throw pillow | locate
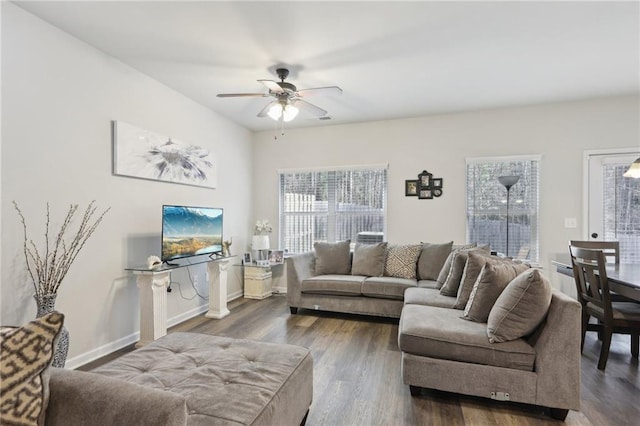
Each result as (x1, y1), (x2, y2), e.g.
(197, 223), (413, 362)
(438, 250), (470, 296)
(487, 269), (552, 343)
(352, 242), (388, 277)
(314, 240), (352, 275)
(416, 241), (453, 281)
(453, 251), (506, 309)
(383, 244), (422, 279)
(439, 247), (492, 297)
(0, 311), (65, 426)
(463, 262), (530, 323)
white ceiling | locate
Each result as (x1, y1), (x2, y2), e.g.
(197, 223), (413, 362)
(14, 1), (640, 132)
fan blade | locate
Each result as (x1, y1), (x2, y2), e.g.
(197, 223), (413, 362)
(293, 99), (328, 117)
(257, 101), (277, 118)
(216, 93), (266, 98)
(258, 79), (284, 93)
(296, 86), (343, 98)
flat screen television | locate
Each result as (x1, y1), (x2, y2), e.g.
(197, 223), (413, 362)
(161, 205), (223, 262)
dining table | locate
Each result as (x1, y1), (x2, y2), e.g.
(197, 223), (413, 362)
(553, 254), (640, 302)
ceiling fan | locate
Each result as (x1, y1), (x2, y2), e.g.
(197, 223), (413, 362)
(216, 68), (342, 122)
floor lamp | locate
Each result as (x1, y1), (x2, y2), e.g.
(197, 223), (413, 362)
(498, 175), (520, 257)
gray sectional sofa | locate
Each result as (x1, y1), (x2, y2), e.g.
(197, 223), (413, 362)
(287, 241), (582, 420)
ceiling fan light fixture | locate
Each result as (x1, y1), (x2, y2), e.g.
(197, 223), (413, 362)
(267, 103), (283, 120)
(623, 156), (640, 178)
(282, 104), (299, 122)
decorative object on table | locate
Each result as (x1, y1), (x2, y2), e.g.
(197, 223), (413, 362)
(147, 255), (162, 269)
(498, 175), (520, 257)
(243, 252), (253, 265)
(405, 180), (418, 196)
(623, 156), (640, 178)
(113, 120), (217, 189)
(269, 250), (285, 265)
(406, 170), (444, 199)
(252, 219), (272, 262)
(256, 259), (270, 267)
(13, 201), (110, 368)
(222, 238), (232, 257)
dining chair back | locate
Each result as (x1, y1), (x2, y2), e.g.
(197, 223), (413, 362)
(569, 240), (620, 264)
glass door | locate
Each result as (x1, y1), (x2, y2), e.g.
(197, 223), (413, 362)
(587, 152), (640, 263)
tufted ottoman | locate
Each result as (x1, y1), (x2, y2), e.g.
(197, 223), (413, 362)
(90, 332), (313, 425)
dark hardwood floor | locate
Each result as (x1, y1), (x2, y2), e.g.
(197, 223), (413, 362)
(81, 295), (640, 425)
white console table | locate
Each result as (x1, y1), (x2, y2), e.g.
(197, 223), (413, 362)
(125, 256), (233, 347)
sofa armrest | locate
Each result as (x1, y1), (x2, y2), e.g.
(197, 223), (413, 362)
(530, 290), (581, 411)
(286, 251), (316, 308)
(46, 368), (187, 426)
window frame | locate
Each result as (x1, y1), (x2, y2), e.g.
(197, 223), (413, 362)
(465, 155), (541, 261)
(278, 164), (388, 254)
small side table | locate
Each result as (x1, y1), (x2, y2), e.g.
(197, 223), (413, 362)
(244, 265), (273, 299)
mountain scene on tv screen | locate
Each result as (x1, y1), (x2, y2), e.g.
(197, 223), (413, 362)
(163, 206), (222, 259)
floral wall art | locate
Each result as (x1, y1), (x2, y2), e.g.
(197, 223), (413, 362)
(113, 120), (217, 188)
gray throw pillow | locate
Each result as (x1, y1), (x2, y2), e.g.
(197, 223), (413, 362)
(383, 244), (422, 279)
(463, 261), (530, 323)
(314, 240), (351, 275)
(487, 269), (552, 343)
(438, 250), (469, 296)
(454, 251), (509, 309)
(351, 242), (387, 277)
(417, 241), (453, 281)
(439, 246), (492, 297)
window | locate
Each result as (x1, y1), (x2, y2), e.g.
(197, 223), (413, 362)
(466, 156), (540, 261)
(279, 165), (387, 253)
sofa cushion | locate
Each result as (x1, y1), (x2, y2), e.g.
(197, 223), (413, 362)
(301, 275), (365, 296)
(463, 262), (531, 323)
(384, 244), (422, 279)
(454, 252), (514, 309)
(0, 312), (64, 426)
(417, 241), (453, 281)
(487, 269), (552, 343)
(314, 240), (351, 275)
(362, 277), (417, 300)
(399, 304), (535, 371)
(351, 242), (387, 277)
(403, 287), (457, 308)
(417, 280), (441, 289)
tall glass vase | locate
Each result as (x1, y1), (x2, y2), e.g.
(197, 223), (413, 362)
(35, 293), (69, 368)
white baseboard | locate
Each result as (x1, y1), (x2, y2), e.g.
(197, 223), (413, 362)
(67, 292), (243, 370)
(272, 286), (287, 294)
(65, 331), (140, 370)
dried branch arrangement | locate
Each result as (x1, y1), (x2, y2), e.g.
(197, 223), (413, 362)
(13, 201), (110, 297)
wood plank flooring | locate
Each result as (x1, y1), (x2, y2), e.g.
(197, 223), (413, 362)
(81, 295), (640, 425)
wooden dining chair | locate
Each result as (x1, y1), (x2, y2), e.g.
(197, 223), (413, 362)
(570, 245), (640, 370)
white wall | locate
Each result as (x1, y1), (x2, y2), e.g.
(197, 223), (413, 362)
(252, 95), (639, 291)
(1, 3), (253, 367)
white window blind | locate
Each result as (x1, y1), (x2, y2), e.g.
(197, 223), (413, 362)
(466, 156), (540, 261)
(603, 164), (640, 263)
(279, 166), (387, 253)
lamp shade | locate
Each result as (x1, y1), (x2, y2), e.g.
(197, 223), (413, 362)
(623, 157), (640, 178)
(498, 175), (520, 190)
(252, 235), (270, 250)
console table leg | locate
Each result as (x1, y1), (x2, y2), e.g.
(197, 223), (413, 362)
(135, 272), (169, 347)
(205, 258), (231, 319)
